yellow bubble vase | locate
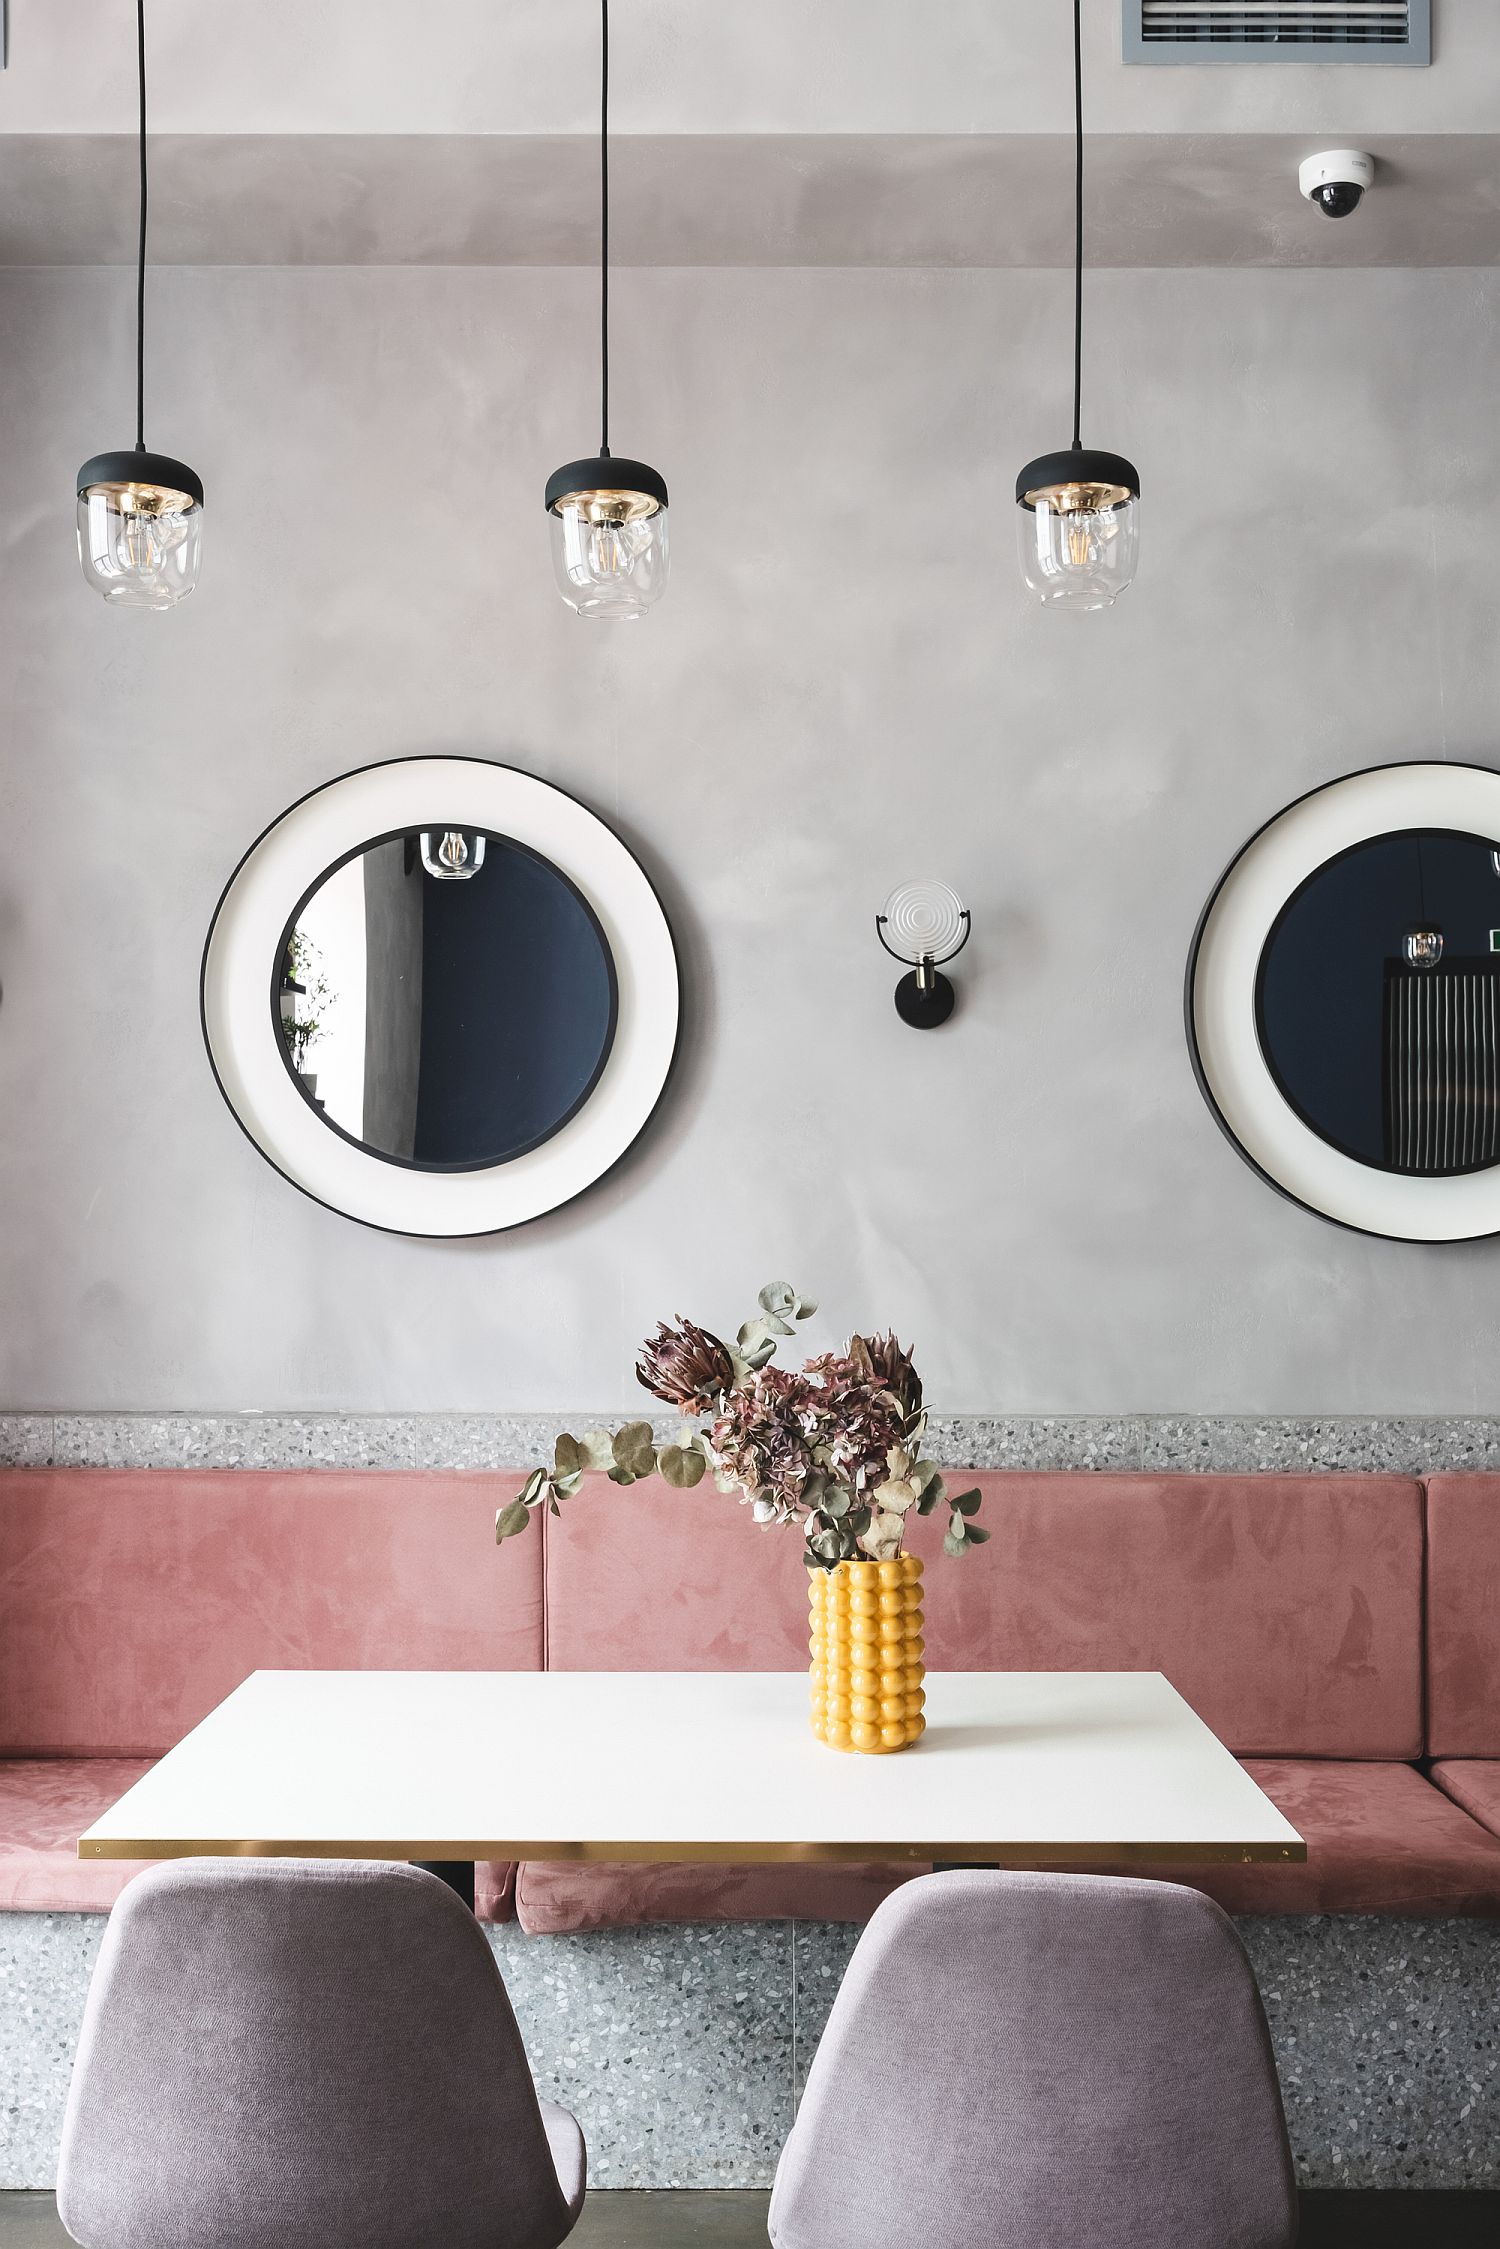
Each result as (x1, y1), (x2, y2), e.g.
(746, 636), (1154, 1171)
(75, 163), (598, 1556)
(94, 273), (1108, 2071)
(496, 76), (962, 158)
(808, 1554), (925, 1753)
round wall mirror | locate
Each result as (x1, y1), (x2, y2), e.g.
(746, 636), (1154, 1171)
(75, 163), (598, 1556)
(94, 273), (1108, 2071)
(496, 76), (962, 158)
(278, 831), (617, 1171)
(203, 759), (678, 1235)
(1187, 763), (1500, 1241)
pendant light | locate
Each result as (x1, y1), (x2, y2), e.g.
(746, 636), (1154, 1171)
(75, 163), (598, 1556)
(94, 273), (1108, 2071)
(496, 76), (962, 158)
(1016, 0), (1138, 612)
(76, 0), (203, 610)
(544, 0), (669, 619)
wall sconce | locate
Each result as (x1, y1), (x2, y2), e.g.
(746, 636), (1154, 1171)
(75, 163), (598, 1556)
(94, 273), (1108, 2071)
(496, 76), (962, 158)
(876, 881), (970, 1029)
(418, 830), (487, 882)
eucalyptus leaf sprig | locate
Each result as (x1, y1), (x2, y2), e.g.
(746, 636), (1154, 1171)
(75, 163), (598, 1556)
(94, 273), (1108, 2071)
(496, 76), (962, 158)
(495, 1283), (985, 1570)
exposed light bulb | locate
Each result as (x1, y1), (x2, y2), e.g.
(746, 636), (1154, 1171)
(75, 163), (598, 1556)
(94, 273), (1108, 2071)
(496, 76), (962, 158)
(419, 830), (487, 881)
(1065, 508), (1110, 570)
(562, 505), (659, 586)
(121, 500), (189, 571)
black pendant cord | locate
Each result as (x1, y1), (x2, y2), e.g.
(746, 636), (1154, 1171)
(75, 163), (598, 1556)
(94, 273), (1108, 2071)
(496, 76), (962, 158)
(599, 0), (610, 459)
(540, 1), (664, 523)
(135, 0), (147, 453)
(1070, 0), (1083, 453)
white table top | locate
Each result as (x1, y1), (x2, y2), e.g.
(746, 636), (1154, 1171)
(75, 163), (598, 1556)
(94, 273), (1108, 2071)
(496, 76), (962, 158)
(80, 1671), (1304, 1867)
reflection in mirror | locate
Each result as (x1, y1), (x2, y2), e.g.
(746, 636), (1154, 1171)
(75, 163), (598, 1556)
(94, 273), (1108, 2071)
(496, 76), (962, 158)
(277, 830), (616, 1170)
(1257, 829), (1500, 1178)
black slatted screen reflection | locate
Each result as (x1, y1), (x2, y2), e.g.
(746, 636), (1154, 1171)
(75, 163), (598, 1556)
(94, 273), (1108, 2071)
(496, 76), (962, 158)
(1384, 962), (1500, 1176)
(1257, 829), (1500, 1178)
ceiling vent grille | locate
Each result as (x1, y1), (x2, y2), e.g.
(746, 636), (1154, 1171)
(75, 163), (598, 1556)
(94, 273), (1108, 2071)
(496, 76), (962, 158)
(1125, 1), (1430, 63)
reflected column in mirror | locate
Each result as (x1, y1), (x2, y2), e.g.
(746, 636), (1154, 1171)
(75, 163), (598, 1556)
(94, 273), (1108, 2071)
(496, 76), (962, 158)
(276, 829), (617, 1170)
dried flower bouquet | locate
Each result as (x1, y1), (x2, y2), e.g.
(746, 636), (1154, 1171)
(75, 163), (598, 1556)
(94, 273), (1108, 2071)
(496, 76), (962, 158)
(495, 1283), (984, 1568)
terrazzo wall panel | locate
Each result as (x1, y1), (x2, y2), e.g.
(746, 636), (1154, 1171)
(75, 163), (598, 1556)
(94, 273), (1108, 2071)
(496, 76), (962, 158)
(9, 1412), (1500, 1474)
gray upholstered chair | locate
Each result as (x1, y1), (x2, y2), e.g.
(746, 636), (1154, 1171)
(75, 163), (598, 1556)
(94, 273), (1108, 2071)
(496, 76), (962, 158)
(770, 1869), (1297, 2249)
(57, 1858), (586, 2249)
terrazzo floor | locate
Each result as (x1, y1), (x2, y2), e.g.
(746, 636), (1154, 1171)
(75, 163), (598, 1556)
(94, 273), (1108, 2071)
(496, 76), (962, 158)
(1, 2187), (1497, 2246)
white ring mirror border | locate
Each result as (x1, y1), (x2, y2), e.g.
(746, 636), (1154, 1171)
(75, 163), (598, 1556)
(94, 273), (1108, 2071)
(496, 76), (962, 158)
(1188, 761), (1500, 1244)
(201, 758), (680, 1237)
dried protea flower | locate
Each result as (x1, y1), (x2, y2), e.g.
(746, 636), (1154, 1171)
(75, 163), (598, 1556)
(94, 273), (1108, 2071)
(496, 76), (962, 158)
(636, 1318), (736, 1412)
(860, 1331), (923, 1416)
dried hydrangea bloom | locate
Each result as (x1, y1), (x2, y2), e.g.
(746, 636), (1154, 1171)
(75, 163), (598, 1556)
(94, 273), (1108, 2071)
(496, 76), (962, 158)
(709, 1365), (820, 1508)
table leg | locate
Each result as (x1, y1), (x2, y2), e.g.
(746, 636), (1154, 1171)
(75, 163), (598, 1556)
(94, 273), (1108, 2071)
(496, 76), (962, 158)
(413, 1860), (476, 1910)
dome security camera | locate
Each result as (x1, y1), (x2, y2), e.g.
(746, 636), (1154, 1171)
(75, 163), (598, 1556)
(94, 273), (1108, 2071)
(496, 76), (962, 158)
(1299, 149), (1375, 219)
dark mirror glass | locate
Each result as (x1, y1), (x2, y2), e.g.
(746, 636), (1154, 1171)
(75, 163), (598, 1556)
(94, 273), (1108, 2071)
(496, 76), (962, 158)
(1257, 828), (1500, 1177)
(275, 829), (617, 1170)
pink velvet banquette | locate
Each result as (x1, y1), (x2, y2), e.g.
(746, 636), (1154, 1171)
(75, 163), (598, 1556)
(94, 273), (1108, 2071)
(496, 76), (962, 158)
(2, 1467), (1498, 1925)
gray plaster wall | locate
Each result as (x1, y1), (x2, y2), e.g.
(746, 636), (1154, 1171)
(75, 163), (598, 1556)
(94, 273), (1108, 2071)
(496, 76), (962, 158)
(2, 262), (1500, 1416)
(11, 134), (1500, 274)
(5, 0), (1500, 138)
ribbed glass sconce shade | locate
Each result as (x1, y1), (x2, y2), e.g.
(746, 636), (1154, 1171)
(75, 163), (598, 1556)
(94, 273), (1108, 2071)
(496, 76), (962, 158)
(546, 457), (669, 620)
(77, 450), (203, 610)
(1016, 447), (1139, 612)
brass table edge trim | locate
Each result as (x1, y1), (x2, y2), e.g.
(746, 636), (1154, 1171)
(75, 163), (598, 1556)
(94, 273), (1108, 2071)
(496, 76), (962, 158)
(79, 1837), (1307, 1866)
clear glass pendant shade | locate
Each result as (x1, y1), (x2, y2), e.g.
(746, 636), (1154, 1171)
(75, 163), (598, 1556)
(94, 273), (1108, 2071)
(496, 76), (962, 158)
(546, 467), (669, 620)
(77, 472), (203, 609)
(1018, 487), (1138, 612)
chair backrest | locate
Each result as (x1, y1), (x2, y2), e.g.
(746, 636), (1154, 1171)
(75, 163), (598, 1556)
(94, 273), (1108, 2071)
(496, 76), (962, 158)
(770, 1869), (1296, 2249)
(57, 1860), (572, 2249)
